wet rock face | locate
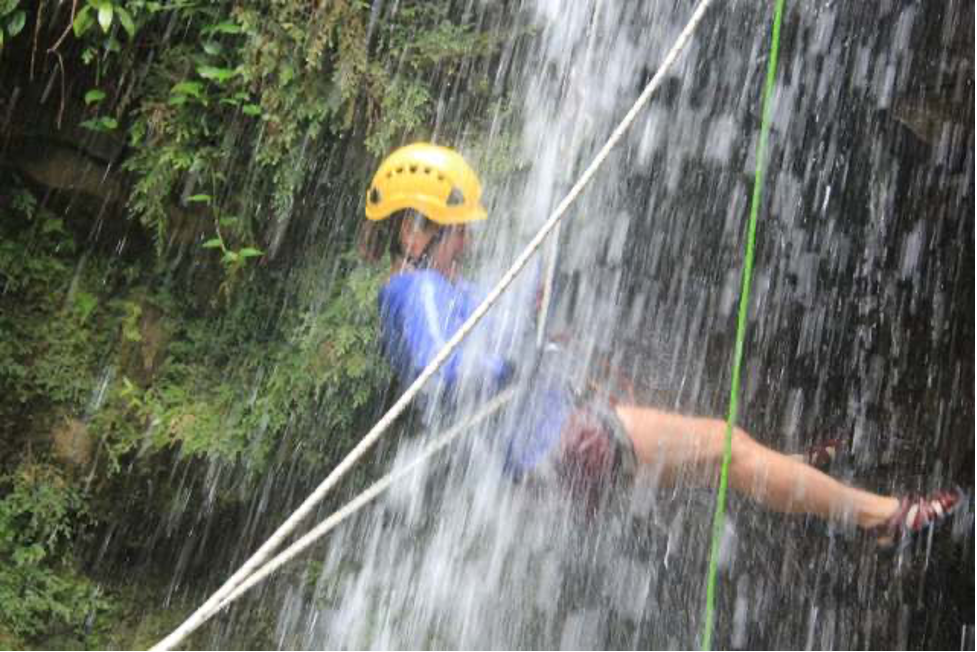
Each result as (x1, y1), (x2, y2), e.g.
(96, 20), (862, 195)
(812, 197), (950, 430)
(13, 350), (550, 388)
(611, 5), (974, 645)
(8, 141), (127, 206)
(890, 0), (973, 156)
(0, 0), (963, 649)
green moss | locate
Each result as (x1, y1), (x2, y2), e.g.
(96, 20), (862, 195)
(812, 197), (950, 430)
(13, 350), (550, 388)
(74, 253), (391, 478)
(0, 0), (517, 643)
(114, 0), (505, 259)
(0, 174), (116, 435)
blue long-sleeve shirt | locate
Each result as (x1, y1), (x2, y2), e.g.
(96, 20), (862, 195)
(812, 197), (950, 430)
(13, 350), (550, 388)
(378, 269), (571, 475)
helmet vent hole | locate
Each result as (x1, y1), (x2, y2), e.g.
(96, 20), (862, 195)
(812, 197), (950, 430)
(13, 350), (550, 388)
(424, 167), (432, 174)
(395, 167), (404, 174)
(409, 165), (418, 173)
(447, 187), (465, 206)
(369, 188), (381, 204)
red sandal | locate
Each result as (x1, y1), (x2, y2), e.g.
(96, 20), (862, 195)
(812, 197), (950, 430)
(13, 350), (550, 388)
(874, 488), (964, 549)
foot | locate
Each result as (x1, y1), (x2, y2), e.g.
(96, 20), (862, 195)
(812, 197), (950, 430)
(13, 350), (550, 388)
(873, 488), (964, 549)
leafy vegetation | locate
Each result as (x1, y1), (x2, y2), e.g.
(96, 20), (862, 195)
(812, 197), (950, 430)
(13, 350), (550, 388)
(0, 0), (27, 54)
(107, 0), (502, 256)
(0, 0), (517, 645)
(86, 253), (391, 474)
(0, 172), (116, 427)
(0, 462), (104, 641)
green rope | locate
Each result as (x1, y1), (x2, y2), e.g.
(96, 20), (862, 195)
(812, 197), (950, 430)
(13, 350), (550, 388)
(700, 1), (787, 649)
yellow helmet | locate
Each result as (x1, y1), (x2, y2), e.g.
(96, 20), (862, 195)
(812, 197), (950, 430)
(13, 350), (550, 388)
(365, 143), (487, 225)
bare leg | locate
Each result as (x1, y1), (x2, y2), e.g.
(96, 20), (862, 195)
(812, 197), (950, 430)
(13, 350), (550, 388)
(613, 405), (898, 529)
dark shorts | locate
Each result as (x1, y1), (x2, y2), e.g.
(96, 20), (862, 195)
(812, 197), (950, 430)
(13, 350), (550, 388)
(514, 345), (638, 511)
(554, 399), (637, 511)
(521, 398), (638, 513)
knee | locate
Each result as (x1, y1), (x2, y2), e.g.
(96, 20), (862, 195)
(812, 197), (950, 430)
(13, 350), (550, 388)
(730, 425), (758, 450)
(724, 425), (766, 478)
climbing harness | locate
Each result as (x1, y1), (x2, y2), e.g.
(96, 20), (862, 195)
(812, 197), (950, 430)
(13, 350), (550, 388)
(700, 0), (787, 650)
(152, 1), (717, 649)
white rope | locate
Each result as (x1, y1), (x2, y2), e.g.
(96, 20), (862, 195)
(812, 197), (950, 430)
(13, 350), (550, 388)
(151, 2), (713, 647)
(210, 388), (514, 616)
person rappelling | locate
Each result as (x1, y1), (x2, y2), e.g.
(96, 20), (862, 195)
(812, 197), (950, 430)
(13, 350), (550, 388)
(361, 141), (962, 547)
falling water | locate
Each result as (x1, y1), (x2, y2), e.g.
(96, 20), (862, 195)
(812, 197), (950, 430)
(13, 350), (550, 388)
(195, 1), (972, 649)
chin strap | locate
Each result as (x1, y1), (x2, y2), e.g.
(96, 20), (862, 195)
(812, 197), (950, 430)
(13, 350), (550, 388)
(405, 226), (447, 270)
